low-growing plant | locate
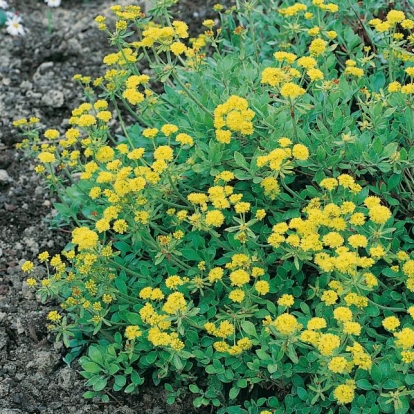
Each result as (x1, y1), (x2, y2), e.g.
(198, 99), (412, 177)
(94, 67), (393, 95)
(16, 0), (414, 413)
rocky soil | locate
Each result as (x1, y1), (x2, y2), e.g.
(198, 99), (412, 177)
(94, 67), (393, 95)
(0, 0), (224, 412)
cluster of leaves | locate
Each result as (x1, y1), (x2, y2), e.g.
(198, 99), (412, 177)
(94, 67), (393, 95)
(16, 0), (414, 413)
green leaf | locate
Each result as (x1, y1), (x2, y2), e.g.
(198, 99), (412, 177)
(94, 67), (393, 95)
(241, 321), (257, 337)
(114, 375), (126, 387)
(236, 379), (248, 388)
(181, 248), (202, 261)
(124, 383), (136, 393)
(234, 151), (249, 170)
(115, 276), (128, 295)
(173, 355), (184, 371)
(229, 386), (240, 400)
(193, 396), (205, 408)
(206, 365), (216, 374)
(108, 364), (119, 375)
(93, 377), (108, 392)
(88, 346), (103, 364)
(189, 384), (200, 393)
(405, 374), (414, 386)
(82, 362), (102, 374)
(297, 387), (308, 401)
(125, 311), (141, 324)
(382, 379), (397, 389)
(256, 349), (271, 361)
(131, 370), (143, 385)
(357, 379), (373, 390)
(371, 364), (382, 383)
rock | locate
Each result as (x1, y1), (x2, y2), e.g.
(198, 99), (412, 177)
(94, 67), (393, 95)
(41, 90), (65, 108)
(26, 351), (58, 374)
(33, 62), (54, 83)
(21, 281), (34, 300)
(0, 170), (12, 185)
(57, 367), (74, 391)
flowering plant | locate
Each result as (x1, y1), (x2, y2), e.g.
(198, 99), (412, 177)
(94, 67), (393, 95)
(16, 0), (414, 412)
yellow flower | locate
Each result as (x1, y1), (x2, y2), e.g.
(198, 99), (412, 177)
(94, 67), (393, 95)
(208, 267), (224, 282)
(38, 152), (56, 163)
(343, 321), (361, 336)
(292, 144), (309, 160)
(382, 316), (400, 331)
(261, 67), (287, 86)
(386, 10), (405, 24)
(320, 178), (338, 191)
(297, 56), (317, 69)
(334, 383), (355, 405)
(72, 227), (99, 250)
(394, 328), (414, 349)
(215, 320), (235, 338)
(205, 210), (225, 227)
(154, 145), (174, 161)
(230, 269), (250, 287)
(277, 294), (294, 307)
(349, 212), (365, 226)
(161, 124), (178, 136)
(273, 51), (297, 63)
(344, 67), (364, 77)
(348, 234), (368, 248)
(47, 310), (62, 322)
(307, 317), (327, 330)
(333, 307), (353, 322)
(368, 205), (392, 224)
(234, 202), (250, 214)
(96, 111), (112, 122)
(176, 133), (194, 146)
(326, 30), (337, 39)
(44, 129), (60, 139)
(328, 356), (347, 373)
(163, 292), (187, 315)
(21, 261), (35, 273)
(308, 26), (320, 36)
(402, 19), (414, 29)
(317, 333), (340, 356)
(255, 281), (270, 295)
(280, 83), (306, 99)
(307, 68), (324, 81)
(261, 177), (280, 200)
(274, 313), (301, 335)
(143, 128), (158, 139)
(96, 146), (115, 162)
(229, 289), (245, 303)
(321, 290), (338, 305)
(26, 276), (38, 288)
(401, 351), (414, 363)
(213, 341), (229, 352)
(309, 38), (327, 56)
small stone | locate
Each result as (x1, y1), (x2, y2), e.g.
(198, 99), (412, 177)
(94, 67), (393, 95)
(21, 281), (34, 300)
(4, 204), (17, 212)
(41, 90), (65, 108)
(0, 170), (12, 184)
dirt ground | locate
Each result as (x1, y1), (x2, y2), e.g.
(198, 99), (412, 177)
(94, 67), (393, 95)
(0, 0), (225, 412)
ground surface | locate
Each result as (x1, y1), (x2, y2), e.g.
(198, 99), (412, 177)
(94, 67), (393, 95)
(0, 0), (223, 412)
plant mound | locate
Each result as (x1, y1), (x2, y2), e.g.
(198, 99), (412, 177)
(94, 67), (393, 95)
(16, 1), (414, 413)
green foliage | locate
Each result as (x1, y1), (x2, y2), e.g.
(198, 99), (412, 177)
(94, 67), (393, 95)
(16, 0), (414, 412)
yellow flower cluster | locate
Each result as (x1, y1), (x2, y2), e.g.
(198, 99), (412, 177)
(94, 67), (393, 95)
(138, 20), (188, 48)
(214, 95), (255, 144)
(369, 10), (407, 33)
